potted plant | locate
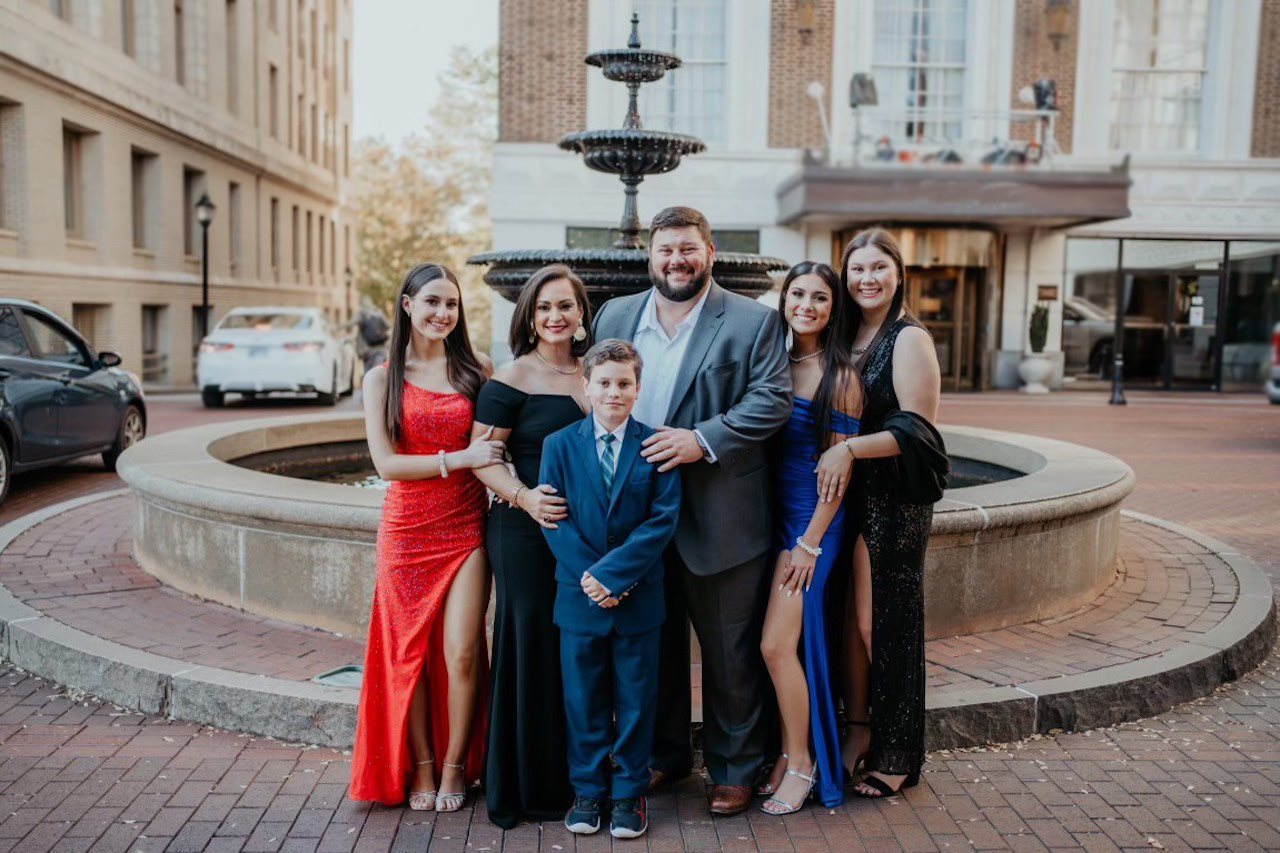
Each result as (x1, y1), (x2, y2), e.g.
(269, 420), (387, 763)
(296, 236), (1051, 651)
(1018, 302), (1053, 394)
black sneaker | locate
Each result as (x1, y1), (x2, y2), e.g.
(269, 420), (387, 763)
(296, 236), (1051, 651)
(565, 795), (603, 835)
(610, 796), (648, 839)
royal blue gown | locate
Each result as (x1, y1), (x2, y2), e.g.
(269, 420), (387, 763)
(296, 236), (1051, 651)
(774, 396), (859, 809)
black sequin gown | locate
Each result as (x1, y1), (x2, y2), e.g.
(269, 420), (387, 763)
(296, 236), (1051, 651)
(475, 380), (583, 828)
(850, 316), (933, 780)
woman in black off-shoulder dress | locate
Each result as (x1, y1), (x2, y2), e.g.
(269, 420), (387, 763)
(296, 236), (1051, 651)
(470, 264), (592, 828)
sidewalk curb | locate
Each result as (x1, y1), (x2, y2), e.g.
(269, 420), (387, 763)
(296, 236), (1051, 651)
(0, 495), (1272, 750)
(926, 509), (1277, 750)
(0, 490), (357, 747)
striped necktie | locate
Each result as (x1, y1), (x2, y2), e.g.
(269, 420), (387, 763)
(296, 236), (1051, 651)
(600, 433), (617, 494)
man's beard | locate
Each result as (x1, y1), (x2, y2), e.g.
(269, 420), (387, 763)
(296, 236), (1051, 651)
(650, 263), (711, 303)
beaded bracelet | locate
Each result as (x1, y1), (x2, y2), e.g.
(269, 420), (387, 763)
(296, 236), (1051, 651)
(795, 536), (822, 557)
(437, 450), (449, 478)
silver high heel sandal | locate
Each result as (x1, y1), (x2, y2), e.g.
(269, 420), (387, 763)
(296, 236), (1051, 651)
(408, 759), (436, 811)
(435, 761), (467, 812)
(760, 764), (817, 816)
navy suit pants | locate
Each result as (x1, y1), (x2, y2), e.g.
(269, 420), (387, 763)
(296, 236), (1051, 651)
(560, 627), (661, 800)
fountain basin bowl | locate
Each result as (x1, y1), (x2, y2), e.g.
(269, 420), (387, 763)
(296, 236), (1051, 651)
(558, 129), (706, 177)
(468, 248), (787, 305)
(585, 48), (681, 83)
(117, 417), (1133, 640)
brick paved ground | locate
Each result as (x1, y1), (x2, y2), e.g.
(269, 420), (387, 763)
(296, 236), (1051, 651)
(0, 391), (1274, 850)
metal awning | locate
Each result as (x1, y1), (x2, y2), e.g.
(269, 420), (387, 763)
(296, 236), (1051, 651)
(776, 161), (1131, 230)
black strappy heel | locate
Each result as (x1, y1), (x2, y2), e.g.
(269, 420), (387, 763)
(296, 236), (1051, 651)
(841, 720), (870, 783)
(854, 769), (920, 798)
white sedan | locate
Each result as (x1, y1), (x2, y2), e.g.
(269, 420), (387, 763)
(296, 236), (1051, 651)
(197, 307), (357, 408)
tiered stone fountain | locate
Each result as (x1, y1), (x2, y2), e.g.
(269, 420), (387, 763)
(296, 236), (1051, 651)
(468, 13), (787, 304)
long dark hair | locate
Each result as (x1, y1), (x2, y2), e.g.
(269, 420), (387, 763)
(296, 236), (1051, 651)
(508, 264), (594, 358)
(839, 228), (911, 366)
(384, 263), (486, 444)
(778, 261), (859, 450)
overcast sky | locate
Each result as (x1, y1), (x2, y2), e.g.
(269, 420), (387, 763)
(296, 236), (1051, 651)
(352, 2), (500, 144)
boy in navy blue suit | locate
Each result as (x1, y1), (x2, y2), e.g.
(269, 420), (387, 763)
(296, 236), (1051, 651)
(539, 339), (681, 839)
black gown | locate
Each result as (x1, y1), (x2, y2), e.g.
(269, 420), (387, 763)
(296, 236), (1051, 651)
(476, 379), (583, 828)
(849, 316), (938, 781)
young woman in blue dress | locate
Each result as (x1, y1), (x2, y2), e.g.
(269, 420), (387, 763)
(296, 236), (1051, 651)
(757, 261), (862, 814)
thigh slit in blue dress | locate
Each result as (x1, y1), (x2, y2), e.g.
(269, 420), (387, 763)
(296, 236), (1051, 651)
(775, 396), (859, 809)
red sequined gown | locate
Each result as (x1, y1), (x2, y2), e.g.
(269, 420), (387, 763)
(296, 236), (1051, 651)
(349, 381), (489, 804)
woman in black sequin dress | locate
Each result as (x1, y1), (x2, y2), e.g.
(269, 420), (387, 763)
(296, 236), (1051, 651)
(814, 229), (946, 798)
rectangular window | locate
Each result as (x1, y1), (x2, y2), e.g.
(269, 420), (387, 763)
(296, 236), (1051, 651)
(228, 182), (242, 272)
(344, 224), (350, 275)
(0, 100), (20, 232)
(343, 38), (350, 92)
(635, 0), (727, 144)
(182, 166), (205, 255)
(175, 0), (186, 86)
(305, 210), (313, 274)
(310, 104), (318, 162)
(291, 204), (300, 270)
(330, 219), (336, 274)
(342, 123), (349, 176)
(226, 0), (239, 114)
(269, 64), (280, 138)
(270, 196), (280, 269)
(122, 0), (136, 56)
(130, 148), (158, 250)
(141, 305), (169, 383)
(63, 125), (85, 238)
(50, 0), (70, 22)
(269, 0), (278, 31)
(297, 0), (305, 59)
(310, 10), (317, 69)
(870, 0), (969, 145)
(72, 304), (110, 352)
(1110, 0), (1210, 153)
(297, 94), (305, 154)
(318, 215), (325, 275)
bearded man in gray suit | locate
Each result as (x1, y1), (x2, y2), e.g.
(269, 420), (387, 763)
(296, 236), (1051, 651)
(592, 206), (793, 816)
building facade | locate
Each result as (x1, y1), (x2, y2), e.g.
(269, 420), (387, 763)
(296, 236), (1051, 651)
(0, 0), (355, 388)
(491, 0), (1280, 392)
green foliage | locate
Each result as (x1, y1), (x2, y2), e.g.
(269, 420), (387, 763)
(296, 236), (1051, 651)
(352, 46), (497, 351)
(1029, 302), (1050, 354)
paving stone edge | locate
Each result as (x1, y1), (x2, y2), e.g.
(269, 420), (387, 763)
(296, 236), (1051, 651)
(0, 489), (357, 747)
(0, 494), (1272, 752)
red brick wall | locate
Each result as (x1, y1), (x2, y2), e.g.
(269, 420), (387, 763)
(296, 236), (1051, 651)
(498, 0), (588, 142)
(768, 0), (835, 150)
(1252, 0), (1280, 157)
(1010, 0), (1078, 155)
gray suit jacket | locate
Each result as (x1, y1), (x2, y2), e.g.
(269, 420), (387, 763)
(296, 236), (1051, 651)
(593, 281), (793, 575)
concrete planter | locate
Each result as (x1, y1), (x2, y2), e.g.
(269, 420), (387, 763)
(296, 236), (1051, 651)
(1018, 352), (1053, 394)
(118, 416), (1134, 641)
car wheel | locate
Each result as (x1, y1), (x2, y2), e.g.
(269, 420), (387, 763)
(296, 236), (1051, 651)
(202, 387), (224, 408)
(319, 365), (338, 406)
(0, 439), (10, 510)
(102, 404), (145, 472)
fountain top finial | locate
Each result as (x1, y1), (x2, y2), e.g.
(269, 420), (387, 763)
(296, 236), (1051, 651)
(628, 11), (641, 49)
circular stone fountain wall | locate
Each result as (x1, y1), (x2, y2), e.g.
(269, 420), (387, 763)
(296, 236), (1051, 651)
(117, 416), (1134, 640)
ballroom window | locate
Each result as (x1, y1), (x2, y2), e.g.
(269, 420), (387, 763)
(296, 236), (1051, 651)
(634, 0), (727, 145)
(870, 0), (968, 145)
(1110, 0), (1210, 153)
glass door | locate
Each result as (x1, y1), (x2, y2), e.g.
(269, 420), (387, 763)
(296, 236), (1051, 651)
(1168, 272), (1217, 388)
(1119, 272), (1169, 387)
(906, 268), (968, 390)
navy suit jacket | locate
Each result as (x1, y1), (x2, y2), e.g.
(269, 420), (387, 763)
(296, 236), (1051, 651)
(539, 416), (682, 637)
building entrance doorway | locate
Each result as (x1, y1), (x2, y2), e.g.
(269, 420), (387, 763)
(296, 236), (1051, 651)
(1119, 268), (1218, 389)
(904, 267), (984, 391)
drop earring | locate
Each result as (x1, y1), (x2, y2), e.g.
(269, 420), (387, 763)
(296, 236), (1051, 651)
(572, 324), (587, 343)
(529, 326), (538, 345)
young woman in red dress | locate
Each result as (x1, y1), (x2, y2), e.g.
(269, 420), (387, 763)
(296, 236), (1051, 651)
(350, 263), (505, 811)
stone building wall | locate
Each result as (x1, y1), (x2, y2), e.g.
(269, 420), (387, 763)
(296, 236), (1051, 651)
(0, 0), (355, 387)
(767, 0), (834, 151)
(498, 0), (588, 143)
(1009, 0), (1077, 155)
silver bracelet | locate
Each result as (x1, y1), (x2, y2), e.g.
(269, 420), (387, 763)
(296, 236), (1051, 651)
(437, 450), (449, 478)
(795, 536), (821, 557)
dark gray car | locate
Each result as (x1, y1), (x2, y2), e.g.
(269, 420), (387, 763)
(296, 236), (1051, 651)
(0, 299), (147, 507)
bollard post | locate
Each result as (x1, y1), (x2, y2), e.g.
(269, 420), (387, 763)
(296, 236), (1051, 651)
(1109, 352), (1127, 406)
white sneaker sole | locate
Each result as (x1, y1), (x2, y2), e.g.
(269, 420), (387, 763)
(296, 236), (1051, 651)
(565, 819), (601, 835)
(610, 824), (647, 839)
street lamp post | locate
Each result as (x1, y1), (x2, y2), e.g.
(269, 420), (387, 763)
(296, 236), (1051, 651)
(195, 192), (216, 340)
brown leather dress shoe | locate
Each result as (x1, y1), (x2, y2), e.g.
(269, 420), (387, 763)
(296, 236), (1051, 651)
(647, 768), (682, 794)
(708, 784), (752, 816)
